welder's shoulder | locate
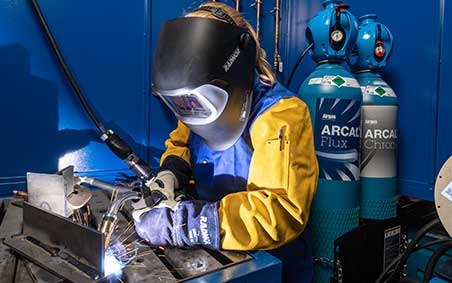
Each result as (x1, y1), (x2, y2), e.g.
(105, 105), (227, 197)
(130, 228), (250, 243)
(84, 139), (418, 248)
(250, 95), (312, 143)
(255, 94), (310, 126)
(267, 83), (310, 120)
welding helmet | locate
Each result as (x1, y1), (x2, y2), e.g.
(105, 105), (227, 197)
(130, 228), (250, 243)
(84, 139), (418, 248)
(152, 12), (256, 151)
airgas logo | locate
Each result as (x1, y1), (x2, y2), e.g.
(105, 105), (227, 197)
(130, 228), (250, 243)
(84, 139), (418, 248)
(322, 114), (336, 121)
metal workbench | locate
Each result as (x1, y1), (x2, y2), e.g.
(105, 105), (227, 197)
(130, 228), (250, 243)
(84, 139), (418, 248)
(0, 191), (281, 283)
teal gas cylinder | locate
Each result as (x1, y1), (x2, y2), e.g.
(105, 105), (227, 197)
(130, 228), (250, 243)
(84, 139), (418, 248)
(297, 1), (361, 282)
(351, 14), (398, 220)
(357, 72), (397, 219)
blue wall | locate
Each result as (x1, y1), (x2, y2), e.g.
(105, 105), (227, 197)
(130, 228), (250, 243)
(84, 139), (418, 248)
(0, 0), (450, 201)
(0, 0), (153, 195)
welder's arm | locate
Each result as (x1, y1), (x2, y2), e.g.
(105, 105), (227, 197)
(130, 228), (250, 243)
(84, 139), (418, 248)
(159, 121), (192, 187)
(219, 97), (319, 250)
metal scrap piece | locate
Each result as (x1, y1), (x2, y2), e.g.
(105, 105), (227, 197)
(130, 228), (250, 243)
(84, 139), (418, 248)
(0, 200), (23, 283)
(23, 259), (63, 283)
(123, 247), (177, 283)
(22, 202), (104, 274)
(5, 236), (97, 283)
(26, 167), (73, 217)
(164, 248), (223, 278)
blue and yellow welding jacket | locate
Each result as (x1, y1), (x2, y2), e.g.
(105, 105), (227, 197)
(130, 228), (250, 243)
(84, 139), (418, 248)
(159, 78), (319, 252)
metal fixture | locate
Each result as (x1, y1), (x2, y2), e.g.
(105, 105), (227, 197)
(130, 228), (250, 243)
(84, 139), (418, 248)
(273, 0), (282, 72)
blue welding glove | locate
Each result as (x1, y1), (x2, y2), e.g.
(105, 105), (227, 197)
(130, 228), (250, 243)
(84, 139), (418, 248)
(134, 200), (220, 250)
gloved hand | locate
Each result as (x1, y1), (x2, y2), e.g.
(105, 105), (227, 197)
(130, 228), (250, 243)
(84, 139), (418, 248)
(134, 200), (220, 250)
(132, 170), (179, 221)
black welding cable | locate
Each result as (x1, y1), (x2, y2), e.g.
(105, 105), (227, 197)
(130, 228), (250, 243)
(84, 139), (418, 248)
(285, 43), (314, 88)
(422, 241), (452, 283)
(30, 0), (107, 134)
(398, 279), (420, 283)
(377, 218), (442, 283)
(388, 218), (442, 282)
(376, 238), (452, 283)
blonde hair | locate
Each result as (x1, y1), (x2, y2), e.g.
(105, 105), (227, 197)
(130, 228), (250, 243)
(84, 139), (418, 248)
(186, 2), (276, 86)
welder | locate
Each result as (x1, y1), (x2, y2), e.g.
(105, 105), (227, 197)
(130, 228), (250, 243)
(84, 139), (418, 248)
(132, 2), (319, 282)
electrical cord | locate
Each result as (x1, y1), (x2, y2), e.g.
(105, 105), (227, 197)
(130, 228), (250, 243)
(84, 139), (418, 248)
(376, 218), (441, 283)
(30, 0), (106, 134)
(30, 0), (156, 183)
(377, 238), (452, 283)
(387, 218), (441, 283)
(285, 43), (314, 88)
(422, 241), (452, 283)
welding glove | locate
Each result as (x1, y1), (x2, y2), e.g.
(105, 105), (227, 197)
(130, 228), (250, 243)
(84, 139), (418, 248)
(132, 170), (179, 221)
(134, 200), (220, 250)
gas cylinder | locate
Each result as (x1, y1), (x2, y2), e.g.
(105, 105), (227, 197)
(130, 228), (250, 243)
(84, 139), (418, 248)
(297, 1), (361, 282)
(350, 14), (397, 220)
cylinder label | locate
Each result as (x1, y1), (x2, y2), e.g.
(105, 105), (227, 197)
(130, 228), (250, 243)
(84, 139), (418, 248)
(314, 98), (361, 181)
(361, 105), (398, 178)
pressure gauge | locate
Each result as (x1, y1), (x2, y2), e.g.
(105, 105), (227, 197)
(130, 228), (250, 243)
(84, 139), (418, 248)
(374, 40), (386, 59)
(331, 30), (344, 43)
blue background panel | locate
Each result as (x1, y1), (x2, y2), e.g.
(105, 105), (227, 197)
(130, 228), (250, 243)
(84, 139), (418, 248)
(0, 0), (451, 201)
(0, 0), (151, 195)
(436, 0), (452, 179)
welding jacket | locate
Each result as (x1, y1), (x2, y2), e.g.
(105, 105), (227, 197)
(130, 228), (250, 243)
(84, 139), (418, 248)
(159, 79), (319, 283)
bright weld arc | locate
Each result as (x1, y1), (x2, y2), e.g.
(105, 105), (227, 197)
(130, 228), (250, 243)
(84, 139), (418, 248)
(104, 252), (124, 277)
(104, 240), (140, 277)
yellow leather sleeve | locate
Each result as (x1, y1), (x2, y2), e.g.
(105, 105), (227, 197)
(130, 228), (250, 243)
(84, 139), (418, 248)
(160, 121), (191, 166)
(219, 97), (319, 250)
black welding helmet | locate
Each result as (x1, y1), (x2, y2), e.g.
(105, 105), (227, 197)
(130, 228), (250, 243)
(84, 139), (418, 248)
(152, 12), (256, 151)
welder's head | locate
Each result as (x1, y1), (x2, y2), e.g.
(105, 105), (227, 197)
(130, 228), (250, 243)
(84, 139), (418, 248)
(152, 2), (275, 151)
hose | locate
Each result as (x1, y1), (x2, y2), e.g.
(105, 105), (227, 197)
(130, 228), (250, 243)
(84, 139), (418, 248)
(30, 0), (155, 182)
(376, 238), (452, 283)
(30, 0), (106, 134)
(376, 218), (441, 283)
(422, 241), (452, 283)
(285, 43), (314, 88)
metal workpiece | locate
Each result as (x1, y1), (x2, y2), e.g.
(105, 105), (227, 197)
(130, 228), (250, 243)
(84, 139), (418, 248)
(27, 166), (93, 217)
(26, 170), (73, 217)
(0, 201), (62, 283)
(21, 202), (104, 275)
(5, 236), (102, 283)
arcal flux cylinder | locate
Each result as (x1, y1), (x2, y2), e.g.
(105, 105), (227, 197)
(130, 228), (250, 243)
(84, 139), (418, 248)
(297, 1), (360, 283)
(353, 14), (398, 220)
(299, 64), (362, 283)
